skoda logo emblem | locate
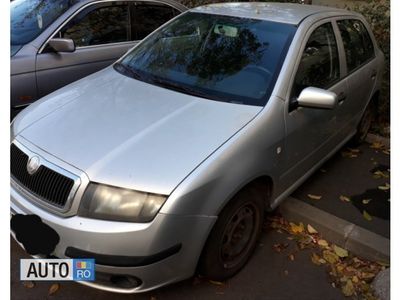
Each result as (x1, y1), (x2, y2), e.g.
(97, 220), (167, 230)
(27, 156), (41, 175)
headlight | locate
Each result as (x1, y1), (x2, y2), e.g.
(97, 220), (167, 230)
(78, 183), (167, 222)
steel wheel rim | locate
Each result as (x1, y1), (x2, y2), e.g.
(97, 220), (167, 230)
(219, 202), (259, 269)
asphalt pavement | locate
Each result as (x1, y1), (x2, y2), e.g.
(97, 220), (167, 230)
(292, 142), (390, 239)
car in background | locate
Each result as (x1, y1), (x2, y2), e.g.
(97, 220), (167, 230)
(11, 0), (187, 117)
(11, 2), (383, 294)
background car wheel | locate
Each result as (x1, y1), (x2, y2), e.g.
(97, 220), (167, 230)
(198, 185), (264, 281)
(351, 102), (374, 145)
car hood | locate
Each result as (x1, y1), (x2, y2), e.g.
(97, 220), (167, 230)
(15, 67), (261, 195)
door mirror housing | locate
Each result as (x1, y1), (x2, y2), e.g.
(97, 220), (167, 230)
(48, 38), (75, 53)
(297, 87), (337, 109)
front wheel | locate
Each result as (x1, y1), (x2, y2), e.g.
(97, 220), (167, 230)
(198, 186), (264, 280)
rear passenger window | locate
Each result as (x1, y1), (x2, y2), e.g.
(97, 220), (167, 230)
(134, 3), (179, 40)
(292, 22), (340, 98)
(337, 19), (375, 72)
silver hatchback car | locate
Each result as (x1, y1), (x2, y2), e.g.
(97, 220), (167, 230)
(11, 3), (384, 294)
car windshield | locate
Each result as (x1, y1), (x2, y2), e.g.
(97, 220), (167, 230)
(11, 0), (77, 46)
(116, 12), (296, 106)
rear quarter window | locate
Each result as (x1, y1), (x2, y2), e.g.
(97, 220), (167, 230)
(337, 19), (375, 73)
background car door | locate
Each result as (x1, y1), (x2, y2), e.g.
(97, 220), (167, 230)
(35, 1), (180, 98)
(281, 21), (348, 187)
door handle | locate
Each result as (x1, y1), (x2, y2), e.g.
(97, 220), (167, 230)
(338, 92), (347, 103)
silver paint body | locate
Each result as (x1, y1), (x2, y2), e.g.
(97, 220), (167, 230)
(10, 3), (384, 293)
(10, 0), (187, 108)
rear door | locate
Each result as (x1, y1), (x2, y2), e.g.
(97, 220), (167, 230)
(282, 20), (348, 186)
(335, 18), (378, 134)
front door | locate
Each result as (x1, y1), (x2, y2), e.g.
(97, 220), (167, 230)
(282, 20), (348, 187)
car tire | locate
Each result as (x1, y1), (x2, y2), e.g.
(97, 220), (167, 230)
(351, 102), (374, 145)
(198, 185), (264, 281)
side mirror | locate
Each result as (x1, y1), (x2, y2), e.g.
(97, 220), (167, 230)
(297, 87), (337, 109)
(48, 38), (75, 53)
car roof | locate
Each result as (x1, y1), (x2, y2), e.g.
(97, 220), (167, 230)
(191, 2), (353, 25)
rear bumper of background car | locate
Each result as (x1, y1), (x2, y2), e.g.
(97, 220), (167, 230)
(11, 185), (217, 293)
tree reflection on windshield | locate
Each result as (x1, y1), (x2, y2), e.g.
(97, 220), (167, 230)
(118, 12), (296, 106)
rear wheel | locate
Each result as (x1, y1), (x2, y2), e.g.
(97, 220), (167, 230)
(198, 186), (264, 280)
(351, 102), (374, 145)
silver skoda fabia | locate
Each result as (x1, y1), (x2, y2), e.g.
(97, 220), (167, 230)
(11, 3), (384, 293)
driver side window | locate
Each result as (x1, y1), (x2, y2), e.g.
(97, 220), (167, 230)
(292, 22), (340, 99)
(59, 4), (130, 47)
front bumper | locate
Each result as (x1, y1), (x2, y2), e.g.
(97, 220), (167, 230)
(11, 185), (216, 293)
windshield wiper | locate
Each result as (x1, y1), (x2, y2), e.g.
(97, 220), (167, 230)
(150, 77), (224, 101)
(114, 63), (148, 81)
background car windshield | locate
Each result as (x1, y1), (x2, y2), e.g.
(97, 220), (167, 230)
(117, 12), (296, 106)
(11, 0), (76, 46)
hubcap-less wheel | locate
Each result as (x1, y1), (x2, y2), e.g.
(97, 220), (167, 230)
(220, 203), (259, 269)
(358, 107), (372, 141)
(198, 186), (264, 280)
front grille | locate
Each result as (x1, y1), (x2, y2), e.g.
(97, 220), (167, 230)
(10, 144), (75, 208)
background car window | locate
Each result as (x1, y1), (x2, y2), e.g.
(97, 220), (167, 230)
(61, 5), (130, 47)
(292, 23), (340, 98)
(337, 19), (375, 72)
(133, 3), (179, 40)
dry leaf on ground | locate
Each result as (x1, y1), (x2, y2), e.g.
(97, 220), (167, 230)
(209, 280), (224, 286)
(362, 199), (372, 205)
(342, 280), (355, 296)
(339, 195), (351, 202)
(333, 245), (349, 258)
(48, 283), (60, 296)
(318, 239), (329, 248)
(23, 281), (35, 289)
(307, 194), (322, 200)
(289, 222), (304, 234)
(363, 210), (373, 221)
(307, 224), (318, 234)
(378, 183), (390, 191)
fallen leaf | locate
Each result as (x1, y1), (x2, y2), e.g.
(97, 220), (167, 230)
(273, 243), (289, 253)
(288, 254), (295, 261)
(284, 270), (289, 276)
(352, 276), (359, 283)
(307, 224), (318, 234)
(342, 280), (355, 297)
(48, 283), (60, 295)
(209, 280), (224, 286)
(382, 150), (390, 155)
(362, 199), (372, 205)
(318, 239), (329, 248)
(307, 194), (322, 200)
(333, 245), (349, 258)
(363, 210), (373, 221)
(289, 222), (304, 234)
(373, 170), (389, 178)
(370, 142), (384, 149)
(347, 148), (360, 153)
(323, 250), (339, 264)
(339, 195), (351, 202)
(378, 183), (390, 190)
(23, 281), (35, 289)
